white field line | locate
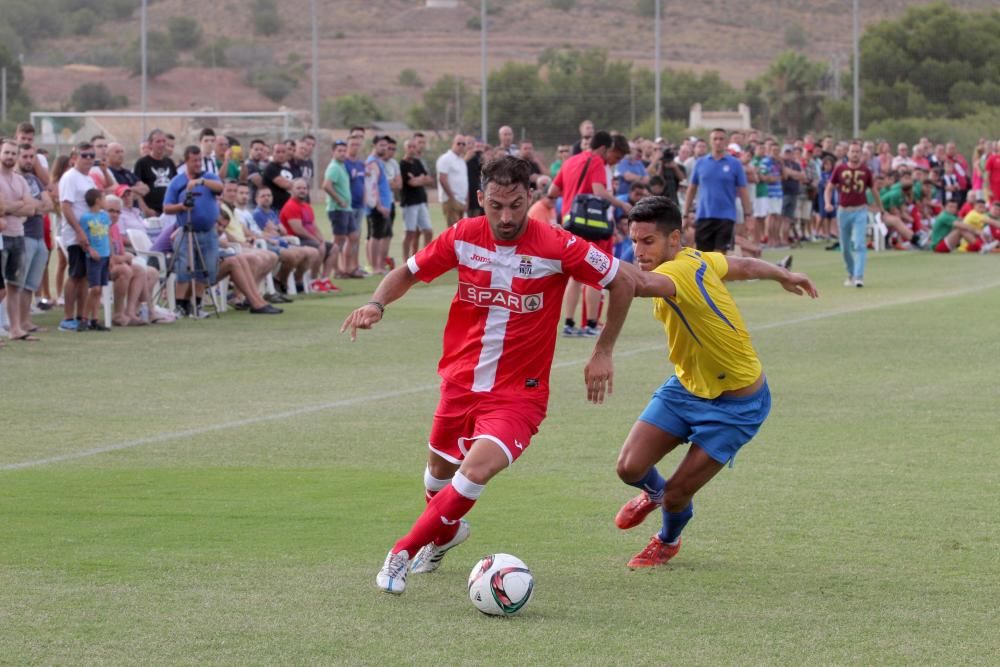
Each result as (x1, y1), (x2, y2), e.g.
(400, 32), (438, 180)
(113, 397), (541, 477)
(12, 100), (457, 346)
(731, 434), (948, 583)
(4, 279), (999, 472)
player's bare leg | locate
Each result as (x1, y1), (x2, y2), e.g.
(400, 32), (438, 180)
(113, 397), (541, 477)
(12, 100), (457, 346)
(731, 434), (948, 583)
(615, 421), (685, 529)
(378, 439), (507, 593)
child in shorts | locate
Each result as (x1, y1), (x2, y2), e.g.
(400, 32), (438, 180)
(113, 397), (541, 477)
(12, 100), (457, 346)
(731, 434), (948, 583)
(80, 188), (112, 332)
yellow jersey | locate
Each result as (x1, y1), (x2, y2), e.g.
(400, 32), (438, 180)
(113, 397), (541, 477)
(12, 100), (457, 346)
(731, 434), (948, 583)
(650, 248), (762, 398)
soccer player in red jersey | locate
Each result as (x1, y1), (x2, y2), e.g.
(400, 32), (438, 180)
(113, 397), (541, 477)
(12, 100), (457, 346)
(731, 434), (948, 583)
(341, 156), (636, 595)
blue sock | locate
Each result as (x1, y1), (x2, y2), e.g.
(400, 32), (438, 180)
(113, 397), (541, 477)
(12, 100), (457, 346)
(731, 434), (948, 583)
(658, 502), (693, 545)
(627, 467), (666, 504)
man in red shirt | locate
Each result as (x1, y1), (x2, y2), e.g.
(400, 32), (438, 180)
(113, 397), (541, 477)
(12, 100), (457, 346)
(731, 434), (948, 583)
(984, 140), (1000, 205)
(548, 131), (631, 336)
(279, 178), (339, 292)
(825, 142), (883, 288)
(342, 156), (636, 595)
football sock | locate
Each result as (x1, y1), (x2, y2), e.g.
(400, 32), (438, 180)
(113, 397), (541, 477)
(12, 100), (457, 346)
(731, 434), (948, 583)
(423, 465), (451, 504)
(586, 319), (598, 329)
(627, 467), (666, 504)
(393, 472), (483, 554)
(565, 317), (576, 328)
(176, 298), (191, 314)
(658, 501), (693, 545)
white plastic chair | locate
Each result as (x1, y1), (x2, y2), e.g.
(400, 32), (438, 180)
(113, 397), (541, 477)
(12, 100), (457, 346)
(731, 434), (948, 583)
(868, 212), (888, 252)
(127, 228), (176, 311)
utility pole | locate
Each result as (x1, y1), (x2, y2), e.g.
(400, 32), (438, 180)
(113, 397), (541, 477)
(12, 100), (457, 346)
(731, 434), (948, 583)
(140, 0), (148, 138)
(481, 0), (488, 141)
(852, 0), (860, 137)
(654, 0), (661, 140)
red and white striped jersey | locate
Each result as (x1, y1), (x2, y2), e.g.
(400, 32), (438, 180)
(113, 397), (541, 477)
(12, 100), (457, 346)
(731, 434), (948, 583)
(406, 216), (620, 397)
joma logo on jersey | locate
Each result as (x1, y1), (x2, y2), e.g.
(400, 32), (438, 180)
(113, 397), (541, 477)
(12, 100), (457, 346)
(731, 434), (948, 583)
(471, 253), (492, 264)
(459, 282), (543, 313)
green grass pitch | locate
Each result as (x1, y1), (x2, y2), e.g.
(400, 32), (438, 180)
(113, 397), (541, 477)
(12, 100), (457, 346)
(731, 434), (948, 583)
(2, 236), (999, 664)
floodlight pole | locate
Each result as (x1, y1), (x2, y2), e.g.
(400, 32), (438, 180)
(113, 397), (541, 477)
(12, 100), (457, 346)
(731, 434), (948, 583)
(481, 0), (487, 141)
(852, 0), (860, 137)
(140, 0), (148, 139)
(311, 0), (320, 186)
(654, 0), (661, 140)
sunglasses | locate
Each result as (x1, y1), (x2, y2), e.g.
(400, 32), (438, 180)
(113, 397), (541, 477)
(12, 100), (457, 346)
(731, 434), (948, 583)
(455, 142), (467, 146)
(79, 152), (96, 158)
(106, 209), (122, 214)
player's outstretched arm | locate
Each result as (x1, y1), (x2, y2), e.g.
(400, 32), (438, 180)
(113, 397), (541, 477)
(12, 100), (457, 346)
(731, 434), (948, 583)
(723, 256), (819, 298)
(340, 265), (421, 341)
(583, 267), (637, 405)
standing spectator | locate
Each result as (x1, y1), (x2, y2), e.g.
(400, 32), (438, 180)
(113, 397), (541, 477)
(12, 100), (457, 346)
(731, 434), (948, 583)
(292, 138), (315, 186)
(244, 139), (269, 201)
(198, 128), (219, 175)
(14, 142), (53, 334)
(518, 140), (544, 189)
(984, 140), (1000, 205)
(323, 139), (355, 275)
(58, 142), (100, 331)
(162, 146), (224, 318)
(465, 138), (486, 217)
(0, 140), (37, 341)
(548, 130), (631, 336)
(550, 145), (570, 178)
(344, 136), (367, 277)
(88, 135), (116, 193)
(571, 119), (594, 155)
(263, 142), (295, 211)
(780, 146), (806, 245)
(826, 142), (882, 288)
(497, 126), (519, 157)
(79, 188), (112, 332)
(365, 136), (394, 274)
(14, 122), (50, 187)
(383, 137), (403, 266)
(399, 136), (434, 259)
(133, 130), (177, 215)
(280, 178), (339, 292)
(683, 128), (753, 254)
(436, 134), (469, 227)
(653, 144), (685, 207)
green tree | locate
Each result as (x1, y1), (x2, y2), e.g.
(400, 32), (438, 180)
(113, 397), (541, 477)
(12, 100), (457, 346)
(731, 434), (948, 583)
(252, 0), (283, 36)
(398, 68), (423, 88)
(325, 94), (385, 128)
(755, 51), (826, 137)
(167, 16), (202, 51)
(408, 75), (475, 131)
(70, 82), (127, 111)
(128, 30), (177, 78)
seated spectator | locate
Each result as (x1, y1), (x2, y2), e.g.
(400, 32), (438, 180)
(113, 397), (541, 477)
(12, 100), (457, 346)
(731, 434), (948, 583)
(215, 211), (282, 314)
(279, 178), (339, 293)
(252, 187), (317, 295)
(105, 194), (159, 326)
(959, 199), (1000, 252)
(218, 179), (280, 292)
(931, 200), (983, 253)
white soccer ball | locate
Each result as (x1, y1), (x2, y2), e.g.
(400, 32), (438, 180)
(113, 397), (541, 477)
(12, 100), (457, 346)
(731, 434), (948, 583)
(467, 553), (534, 616)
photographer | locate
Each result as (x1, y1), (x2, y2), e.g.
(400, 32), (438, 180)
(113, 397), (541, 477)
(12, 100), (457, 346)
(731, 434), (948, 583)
(163, 145), (224, 318)
(652, 144), (685, 207)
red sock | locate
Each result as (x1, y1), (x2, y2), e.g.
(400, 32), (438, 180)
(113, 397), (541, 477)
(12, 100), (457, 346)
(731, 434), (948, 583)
(393, 484), (476, 555)
(969, 239), (983, 252)
(425, 489), (438, 504)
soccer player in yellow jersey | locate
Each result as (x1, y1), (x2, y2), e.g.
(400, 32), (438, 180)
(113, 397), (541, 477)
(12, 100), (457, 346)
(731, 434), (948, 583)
(613, 196), (818, 568)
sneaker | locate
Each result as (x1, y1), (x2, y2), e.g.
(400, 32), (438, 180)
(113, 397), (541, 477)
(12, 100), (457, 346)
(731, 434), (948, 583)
(410, 520), (470, 574)
(58, 318), (78, 332)
(376, 549), (411, 594)
(90, 322), (111, 332)
(776, 255), (793, 270)
(249, 304), (283, 314)
(310, 279), (329, 293)
(979, 240), (999, 254)
(627, 536), (682, 569)
(826, 241), (840, 251)
(562, 325), (582, 337)
(854, 279), (864, 288)
(843, 277), (855, 288)
(320, 279), (341, 293)
(615, 492), (659, 530)
(36, 299), (53, 311)
(191, 307), (211, 319)
(581, 325), (600, 337)
(75, 320), (91, 332)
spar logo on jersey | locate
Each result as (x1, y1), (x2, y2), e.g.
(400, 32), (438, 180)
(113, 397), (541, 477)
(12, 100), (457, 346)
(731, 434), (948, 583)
(585, 246), (611, 274)
(459, 282), (543, 313)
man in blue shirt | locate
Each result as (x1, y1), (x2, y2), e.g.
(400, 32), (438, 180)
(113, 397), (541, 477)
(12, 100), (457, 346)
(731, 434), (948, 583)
(683, 128), (753, 253)
(614, 143), (649, 197)
(343, 136), (368, 277)
(163, 145), (224, 317)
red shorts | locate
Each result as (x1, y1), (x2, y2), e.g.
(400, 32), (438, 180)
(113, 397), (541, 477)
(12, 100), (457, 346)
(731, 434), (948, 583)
(428, 381), (547, 467)
(934, 239), (951, 253)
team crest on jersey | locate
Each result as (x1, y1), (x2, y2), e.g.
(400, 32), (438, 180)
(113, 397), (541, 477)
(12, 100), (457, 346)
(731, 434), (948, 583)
(459, 282), (543, 313)
(585, 246), (611, 274)
(518, 255), (533, 276)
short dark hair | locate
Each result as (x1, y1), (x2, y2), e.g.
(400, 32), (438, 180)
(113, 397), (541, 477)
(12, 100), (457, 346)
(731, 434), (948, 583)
(16, 122), (35, 135)
(412, 131), (425, 139)
(165, 133), (176, 141)
(627, 195), (683, 236)
(199, 128), (216, 140)
(77, 141), (94, 152)
(250, 138), (266, 147)
(183, 145), (201, 160)
(480, 155), (532, 193)
(710, 127), (727, 136)
(301, 133), (316, 142)
(148, 129), (164, 141)
(90, 134), (105, 143)
(628, 181), (647, 193)
(610, 133), (629, 155)
(17, 142), (33, 153)
(648, 175), (665, 188)
(84, 188), (103, 207)
(590, 130), (612, 150)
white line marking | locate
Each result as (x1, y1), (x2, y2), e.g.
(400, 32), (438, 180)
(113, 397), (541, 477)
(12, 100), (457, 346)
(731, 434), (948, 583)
(4, 280), (999, 472)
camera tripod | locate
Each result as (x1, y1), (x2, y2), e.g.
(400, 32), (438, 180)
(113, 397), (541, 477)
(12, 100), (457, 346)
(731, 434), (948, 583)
(167, 221), (224, 319)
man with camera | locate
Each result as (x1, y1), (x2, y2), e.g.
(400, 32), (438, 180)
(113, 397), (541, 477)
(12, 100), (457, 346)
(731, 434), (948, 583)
(653, 145), (685, 207)
(163, 145), (224, 318)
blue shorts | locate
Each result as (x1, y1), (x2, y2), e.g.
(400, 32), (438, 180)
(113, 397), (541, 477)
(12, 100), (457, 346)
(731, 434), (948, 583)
(638, 375), (771, 465)
(173, 229), (219, 285)
(86, 256), (110, 288)
(328, 209), (357, 237)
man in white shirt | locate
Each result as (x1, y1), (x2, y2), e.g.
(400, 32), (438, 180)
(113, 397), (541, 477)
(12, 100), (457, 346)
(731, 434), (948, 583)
(435, 134), (469, 227)
(58, 141), (99, 331)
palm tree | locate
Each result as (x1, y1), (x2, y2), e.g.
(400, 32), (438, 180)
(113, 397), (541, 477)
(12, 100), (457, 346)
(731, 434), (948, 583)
(759, 51), (827, 138)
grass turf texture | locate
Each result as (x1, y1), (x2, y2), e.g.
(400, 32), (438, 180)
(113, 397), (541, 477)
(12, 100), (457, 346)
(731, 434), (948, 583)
(2, 243), (999, 665)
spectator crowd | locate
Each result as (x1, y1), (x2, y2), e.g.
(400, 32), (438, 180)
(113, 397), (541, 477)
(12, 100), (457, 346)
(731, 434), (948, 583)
(2, 116), (1000, 348)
